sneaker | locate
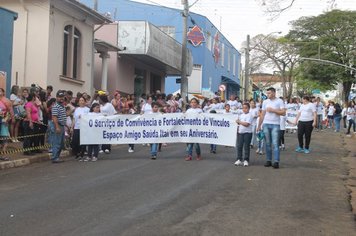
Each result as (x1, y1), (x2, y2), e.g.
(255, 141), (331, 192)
(104, 149), (110, 154)
(259, 151), (264, 155)
(185, 155), (192, 161)
(99, 150), (104, 154)
(304, 148), (310, 154)
(256, 148), (260, 154)
(243, 160), (249, 167)
(128, 147), (134, 153)
(264, 161), (272, 167)
(212, 150), (216, 154)
(91, 157), (98, 162)
(83, 156), (91, 162)
(196, 155), (202, 161)
(151, 155), (157, 160)
(273, 162), (279, 169)
(234, 160), (242, 166)
(295, 147), (304, 153)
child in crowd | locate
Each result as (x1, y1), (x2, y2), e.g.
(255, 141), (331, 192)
(185, 98), (203, 161)
(279, 113), (286, 150)
(86, 103), (101, 162)
(256, 109), (264, 155)
(235, 103), (253, 167)
(64, 106), (73, 151)
(150, 102), (160, 160)
(249, 100), (259, 149)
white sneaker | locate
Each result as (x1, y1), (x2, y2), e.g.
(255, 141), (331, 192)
(104, 149), (110, 154)
(83, 156), (91, 162)
(99, 150), (104, 154)
(243, 160), (249, 167)
(256, 148), (260, 153)
(91, 157), (98, 162)
(234, 160), (242, 166)
(128, 147), (134, 153)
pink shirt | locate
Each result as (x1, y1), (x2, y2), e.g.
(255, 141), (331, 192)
(25, 102), (39, 122)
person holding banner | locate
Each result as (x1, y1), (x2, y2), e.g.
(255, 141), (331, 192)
(294, 96), (317, 154)
(235, 103), (253, 167)
(150, 102), (161, 160)
(257, 87), (286, 169)
(185, 98), (203, 161)
(99, 92), (116, 154)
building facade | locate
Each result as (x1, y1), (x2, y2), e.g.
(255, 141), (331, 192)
(1, 0), (111, 95)
(0, 7), (18, 95)
(80, 0), (241, 98)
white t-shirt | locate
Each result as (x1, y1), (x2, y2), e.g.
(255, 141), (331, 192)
(280, 116), (286, 130)
(327, 105), (335, 116)
(186, 107), (203, 114)
(73, 106), (90, 129)
(347, 107), (355, 120)
(227, 100), (239, 109)
(262, 98), (286, 125)
(249, 107), (259, 126)
(141, 103), (152, 114)
(101, 102), (116, 116)
(298, 103), (316, 122)
(238, 112), (253, 134)
(286, 103), (299, 111)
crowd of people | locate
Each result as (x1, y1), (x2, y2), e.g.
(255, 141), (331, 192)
(0, 84), (350, 168)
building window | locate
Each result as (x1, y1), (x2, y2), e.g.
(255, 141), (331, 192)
(221, 43), (225, 67)
(233, 54), (236, 76)
(158, 26), (175, 39)
(227, 48), (231, 72)
(62, 25), (81, 79)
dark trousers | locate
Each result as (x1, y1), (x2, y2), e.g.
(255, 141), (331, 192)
(343, 116), (347, 128)
(347, 119), (356, 134)
(297, 121), (313, 149)
(38, 123), (47, 146)
(88, 145), (99, 158)
(23, 121), (40, 153)
(102, 144), (111, 152)
(279, 130), (285, 146)
(72, 129), (86, 157)
(236, 133), (252, 161)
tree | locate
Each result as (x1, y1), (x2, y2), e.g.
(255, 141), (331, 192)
(257, 0), (337, 19)
(249, 34), (299, 99)
(287, 10), (356, 102)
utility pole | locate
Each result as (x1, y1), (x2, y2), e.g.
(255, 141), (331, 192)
(181, 0), (189, 110)
(244, 34), (250, 100)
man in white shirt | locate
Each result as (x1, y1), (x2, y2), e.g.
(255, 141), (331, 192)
(257, 87), (286, 169)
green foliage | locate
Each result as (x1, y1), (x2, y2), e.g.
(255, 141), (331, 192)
(287, 10), (356, 101)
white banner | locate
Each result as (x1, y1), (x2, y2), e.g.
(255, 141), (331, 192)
(286, 110), (298, 129)
(80, 113), (238, 146)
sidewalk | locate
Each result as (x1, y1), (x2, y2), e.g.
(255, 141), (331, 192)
(0, 140), (69, 170)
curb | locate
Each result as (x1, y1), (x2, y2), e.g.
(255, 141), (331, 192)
(0, 150), (70, 170)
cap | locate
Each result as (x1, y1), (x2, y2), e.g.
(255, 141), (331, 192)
(56, 90), (65, 97)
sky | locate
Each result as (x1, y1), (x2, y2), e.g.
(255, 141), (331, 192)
(132, 0), (356, 49)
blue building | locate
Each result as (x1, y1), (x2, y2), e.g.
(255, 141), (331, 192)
(80, 0), (241, 98)
(0, 7), (18, 96)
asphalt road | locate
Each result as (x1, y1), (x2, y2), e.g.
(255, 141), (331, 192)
(0, 130), (355, 236)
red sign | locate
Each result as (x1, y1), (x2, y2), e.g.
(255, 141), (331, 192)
(187, 25), (205, 47)
(213, 32), (220, 64)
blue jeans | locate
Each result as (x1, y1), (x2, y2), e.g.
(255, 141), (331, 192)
(263, 124), (280, 163)
(150, 143), (158, 156)
(317, 114), (323, 130)
(49, 122), (64, 161)
(186, 143), (201, 156)
(334, 114), (341, 132)
(210, 144), (217, 152)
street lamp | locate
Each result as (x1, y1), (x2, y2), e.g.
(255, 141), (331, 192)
(244, 31), (282, 100)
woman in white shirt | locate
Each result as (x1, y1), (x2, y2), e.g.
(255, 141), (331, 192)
(141, 96), (153, 114)
(294, 96), (317, 154)
(249, 100), (259, 149)
(99, 94), (116, 154)
(346, 101), (356, 135)
(72, 97), (90, 159)
(185, 98), (203, 161)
